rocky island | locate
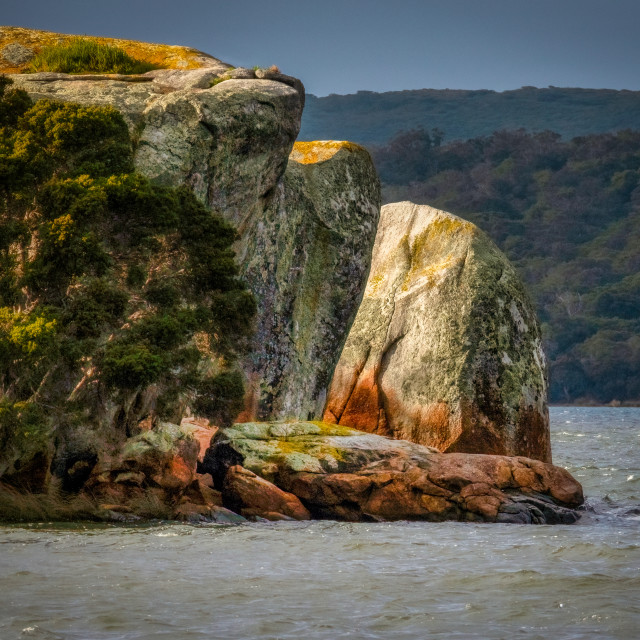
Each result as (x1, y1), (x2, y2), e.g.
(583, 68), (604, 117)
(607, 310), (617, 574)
(0, 27), (583, 524)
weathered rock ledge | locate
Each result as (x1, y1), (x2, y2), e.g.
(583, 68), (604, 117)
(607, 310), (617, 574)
(1, 419), (582, 525)
(201, 421), (584, 524)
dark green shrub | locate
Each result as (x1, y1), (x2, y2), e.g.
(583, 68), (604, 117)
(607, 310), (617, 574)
(0, 77), (255, 456)
(27, 39), (157, 75)
(144, 281), (180, 308)
(102, 342), (165, 389)
(193, 370), (246, 428)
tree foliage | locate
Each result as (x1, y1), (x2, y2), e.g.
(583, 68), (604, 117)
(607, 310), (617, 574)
(301, 87), (640, 146)
(0, 77), (255, 456)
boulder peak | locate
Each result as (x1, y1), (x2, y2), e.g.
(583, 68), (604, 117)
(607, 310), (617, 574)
(290, 140), (367, 165)
(325, 201), (552, 462)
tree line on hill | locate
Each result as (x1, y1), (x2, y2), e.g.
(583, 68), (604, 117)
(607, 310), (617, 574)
(300, 87), (640, 145)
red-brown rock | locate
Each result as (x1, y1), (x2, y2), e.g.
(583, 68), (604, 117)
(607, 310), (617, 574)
(207, 421), (583, 525)
(223, 465), (311, 521)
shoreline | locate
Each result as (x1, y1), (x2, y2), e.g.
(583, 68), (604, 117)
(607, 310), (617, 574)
(549, 403), (640, 408)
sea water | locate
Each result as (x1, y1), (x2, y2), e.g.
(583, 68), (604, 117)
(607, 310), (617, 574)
(1, 407), (638, 640)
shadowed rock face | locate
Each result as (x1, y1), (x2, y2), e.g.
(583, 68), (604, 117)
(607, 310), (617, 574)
(238, 141), (380, 421)
(203, 421), (583, 524)
(325, 202), (551, 462)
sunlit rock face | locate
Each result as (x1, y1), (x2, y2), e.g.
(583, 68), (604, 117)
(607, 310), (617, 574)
(0, 26), (228, 74)
(325, 202), (551, 462)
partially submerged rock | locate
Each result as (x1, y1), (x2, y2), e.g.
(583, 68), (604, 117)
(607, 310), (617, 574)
(203, 421), (583, 524)
(223, 465), (311, 520)
(325, 202), (551, 462)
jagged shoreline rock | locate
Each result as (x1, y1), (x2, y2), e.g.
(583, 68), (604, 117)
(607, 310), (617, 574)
(325, 202), (551, 462)
(201, 421), (583, 524)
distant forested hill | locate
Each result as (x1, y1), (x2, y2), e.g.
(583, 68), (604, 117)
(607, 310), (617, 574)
(300, 87), (640, 145)
(373, 129), (640, 404)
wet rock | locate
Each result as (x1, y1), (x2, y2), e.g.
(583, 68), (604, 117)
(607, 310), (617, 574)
(208, 421), (583, 524)
(325, 202), (551, 462)
(208, 505), (247, 524)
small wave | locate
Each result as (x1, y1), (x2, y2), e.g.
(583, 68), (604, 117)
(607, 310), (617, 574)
(20, 626), (64, 639)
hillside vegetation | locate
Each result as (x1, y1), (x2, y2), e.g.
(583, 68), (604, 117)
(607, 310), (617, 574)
(373, 128), (640, 404)
(300, 87), (640, 145)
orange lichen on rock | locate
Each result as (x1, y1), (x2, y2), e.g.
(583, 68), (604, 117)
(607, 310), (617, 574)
(0, 26), (221, 73)
(325, 368), (385, 433)
(289, 140), (365, 165)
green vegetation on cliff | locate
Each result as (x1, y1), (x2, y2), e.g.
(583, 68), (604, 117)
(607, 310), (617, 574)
(0, 77), (255, 485)
(373, 128), (640, 404)
(27, 38), (157, 74)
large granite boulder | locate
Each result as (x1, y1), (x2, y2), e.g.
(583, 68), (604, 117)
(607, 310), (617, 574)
(324, 202), (551, 462)
(238, 141), (380, 421)
(203, 421), (583, 524)
(135, 78), (303, 223)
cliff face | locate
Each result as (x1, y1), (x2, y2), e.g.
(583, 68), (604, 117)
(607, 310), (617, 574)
(325, 202), (551, 462)
(7, 31), (380, 427)
(240, 141), (380, 420)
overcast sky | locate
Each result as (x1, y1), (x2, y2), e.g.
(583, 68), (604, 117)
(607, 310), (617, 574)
(3, 0), (638, 96)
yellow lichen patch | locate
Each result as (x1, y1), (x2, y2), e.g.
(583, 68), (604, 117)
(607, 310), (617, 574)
(401, 254), (456, 292)
(290, 140), (365, 165)
(428, 214), (475, 236)
(398, 216), (476, 292)
(365, 272), (386, 296)
(0, 26), (219, 73)
(308, 420), (363, 437)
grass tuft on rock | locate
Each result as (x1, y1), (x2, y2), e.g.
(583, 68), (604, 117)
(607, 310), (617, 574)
(27, 38), (157, 75)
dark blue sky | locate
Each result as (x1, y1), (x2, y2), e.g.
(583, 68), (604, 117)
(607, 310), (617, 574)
(3, 0), (638, 96)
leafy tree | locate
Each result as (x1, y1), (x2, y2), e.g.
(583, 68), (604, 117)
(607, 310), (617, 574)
(0, 77), (255, 469)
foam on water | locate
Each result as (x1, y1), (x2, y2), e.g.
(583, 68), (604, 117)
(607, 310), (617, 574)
(1, 407), (639, 640)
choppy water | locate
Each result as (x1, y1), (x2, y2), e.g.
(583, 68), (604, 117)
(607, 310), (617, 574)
(1, 407), (639, 640)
